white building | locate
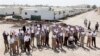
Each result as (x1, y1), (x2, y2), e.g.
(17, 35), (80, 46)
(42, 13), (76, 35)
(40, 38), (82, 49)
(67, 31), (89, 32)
(0, 6), (21, 15)
(0, 5), (92, 20)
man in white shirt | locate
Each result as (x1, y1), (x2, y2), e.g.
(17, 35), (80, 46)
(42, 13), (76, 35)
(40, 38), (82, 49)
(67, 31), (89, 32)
(63, 27), (70, 46)
(52, 24), (58, 50)
(18, 29), (24, 52)
(35, 25), (41, 48)
(24, 32), (31, 53)
(9, 32), (16, 56)
(92, 31), (97, 47)
(80, 30), (86, 47)
(57, 26), (64, 49)
(30, 24), (35, 48)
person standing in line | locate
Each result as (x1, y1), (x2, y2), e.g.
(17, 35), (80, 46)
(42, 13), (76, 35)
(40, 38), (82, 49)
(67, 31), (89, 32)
(92, 30), (97, 47)
(13, 30), (19, 54)
(2, 31), (9, 53)
(24, 32), (31, 54)
(95, 22), (99, 32)
(35, 24), (41, 49)
(88, 21), (91, 30)
(58, 25), (64, 49)
(63, 27), (70, 46)
(18, 29), (24, 52)
(41, 24), (46, 47)
(80, 29), (86, 47)
(9, 32), (16, 56)
(51, 24), (58, 51)
(87, 31), (92, 47)
(30, 24), (35, 48)
(45, 24), (50, 47)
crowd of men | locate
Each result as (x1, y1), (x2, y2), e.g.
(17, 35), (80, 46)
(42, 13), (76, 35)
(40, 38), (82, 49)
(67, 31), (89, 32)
(2, 21), (99, 56)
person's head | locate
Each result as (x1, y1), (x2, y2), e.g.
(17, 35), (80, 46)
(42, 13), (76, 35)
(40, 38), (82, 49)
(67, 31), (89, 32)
(89, 30), (91, 33)
(97, 22), (98, 24)
(19, 29), (21, 31)
(93, 30), (96, 33)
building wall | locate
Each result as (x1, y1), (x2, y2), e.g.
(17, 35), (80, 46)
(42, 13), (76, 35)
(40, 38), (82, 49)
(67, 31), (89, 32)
(0, 7), (21, 15)
(21, 9), (55, 20)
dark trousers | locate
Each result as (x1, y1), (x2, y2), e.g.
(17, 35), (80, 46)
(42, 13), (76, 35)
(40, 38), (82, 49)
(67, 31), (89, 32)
(95, 26), (98, 31)
(64, 37), (68, 46)
(31, 33), (34, 46)
(24, 40), (30, 52)
(4, 40), (9, 51)
(92, 37), (96, 47)
(68, 40), (74, 45)
(74, 36), (78, 45)
(20, 39), (24, 51)
(45, 32), (49, 46)
(88, 26), (91, 30)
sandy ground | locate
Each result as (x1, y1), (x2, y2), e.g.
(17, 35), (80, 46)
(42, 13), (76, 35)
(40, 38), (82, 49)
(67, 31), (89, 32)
(0, 10), (100, 56)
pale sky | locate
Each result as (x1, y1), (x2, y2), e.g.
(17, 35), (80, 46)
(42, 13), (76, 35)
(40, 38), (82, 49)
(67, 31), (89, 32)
(0, 0), (100, 6)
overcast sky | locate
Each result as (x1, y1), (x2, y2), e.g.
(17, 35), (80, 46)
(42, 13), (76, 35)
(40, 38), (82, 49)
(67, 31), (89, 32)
(0, 0), (100, 6)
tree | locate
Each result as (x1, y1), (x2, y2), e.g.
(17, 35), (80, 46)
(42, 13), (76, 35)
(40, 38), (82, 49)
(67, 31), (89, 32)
(92, 5), (97, 9)
(87, 5), (90, 8)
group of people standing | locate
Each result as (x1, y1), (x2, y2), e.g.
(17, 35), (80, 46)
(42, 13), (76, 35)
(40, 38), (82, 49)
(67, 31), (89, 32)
(2, 21), (99, 55)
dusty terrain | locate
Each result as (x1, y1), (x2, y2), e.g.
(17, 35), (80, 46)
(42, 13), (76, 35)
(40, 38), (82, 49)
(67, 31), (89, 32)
(0, 10), (100, 56)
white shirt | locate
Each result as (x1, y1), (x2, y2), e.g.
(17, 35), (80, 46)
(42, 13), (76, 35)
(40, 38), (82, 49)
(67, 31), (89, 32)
(9, 37), (15, 44)
(59, 33), (63, 36)
(81, 32), (85, 37)
(88, 32), (92, 38)
(54, 29), (58, 33)
(69, 36), (74, 41)
(92, 32), (97, 37)
(52, 35), (57, 38)
(24, 35), (31, 42)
